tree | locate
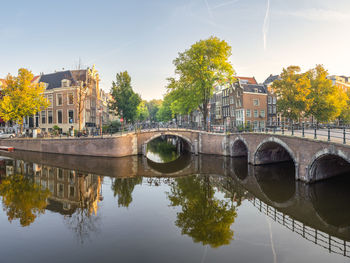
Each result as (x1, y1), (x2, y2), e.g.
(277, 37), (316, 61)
(112, 177), (142, 208)
(110, 71), (141, 124)
(0, 174), (50, 226)
(0, 68), (49, 132)
(306, 65), (347, 123)
(339, 90), (350, 124)
(272, 66), (312, 121)
(170, 36), (235, 130)
(146, 99), (162, 122)
(167, 175), (237, 248)
(156, 94), (173, 122)
(136, 100), (149, 122)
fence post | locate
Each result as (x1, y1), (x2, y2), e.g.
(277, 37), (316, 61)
(302, 122), (305, 137)
(291, 122), (294, 136)
(282, 122), (284, 135)
(343, 127), (346, 144)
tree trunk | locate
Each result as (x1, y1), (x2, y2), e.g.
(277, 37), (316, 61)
(202, 104), (208, 131)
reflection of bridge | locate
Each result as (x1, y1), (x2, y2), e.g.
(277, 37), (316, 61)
(3, 128), (350, 182)
(250, 198), (350, 258)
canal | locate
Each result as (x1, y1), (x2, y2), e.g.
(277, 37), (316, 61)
(0, 136), (349, 263)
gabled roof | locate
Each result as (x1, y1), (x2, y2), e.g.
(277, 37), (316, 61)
(38, 69), (87, 90)
(263, 74), (279, 85)
(242, 84), (267, 94)
(236, 76), (258, 85)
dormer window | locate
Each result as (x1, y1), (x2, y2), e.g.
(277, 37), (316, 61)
(61, 79), (70, 87)
(254, 88), (258, 93)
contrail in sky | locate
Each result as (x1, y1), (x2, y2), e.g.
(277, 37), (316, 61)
(263, 0), (270, 50)
(204, 0), (214, 19)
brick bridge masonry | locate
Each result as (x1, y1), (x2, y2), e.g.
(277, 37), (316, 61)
(1, 128), (350, 183)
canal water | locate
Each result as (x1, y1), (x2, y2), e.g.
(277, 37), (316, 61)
(0, 136), (349, 263)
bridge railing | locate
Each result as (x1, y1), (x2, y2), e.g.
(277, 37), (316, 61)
(250, 197), (350, 258)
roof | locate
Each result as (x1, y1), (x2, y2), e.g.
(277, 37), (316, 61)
(38, 69), (87, 90)
(242, 84), (267, 94)
(236, 76), (258, 85)
(263, 74), (279, 85)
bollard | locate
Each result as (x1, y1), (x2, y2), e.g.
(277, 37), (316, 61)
(292, 123), (294, 136)
(282, 122), (284, 135)
(343, 127), (346, 144)
(314, 126), (317, 139)
(302, 123), (305, 137)
(327, 126), (330, 142)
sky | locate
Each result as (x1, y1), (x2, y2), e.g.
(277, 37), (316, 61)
(1, 0), (350, 100)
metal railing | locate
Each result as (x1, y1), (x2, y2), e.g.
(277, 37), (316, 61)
(250, 197), (350, 258)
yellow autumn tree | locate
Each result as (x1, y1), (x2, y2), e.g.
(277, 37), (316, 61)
(0, 68), (49, 132)
(306, 65), (347, 123)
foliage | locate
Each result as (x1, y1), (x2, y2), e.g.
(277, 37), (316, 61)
(109, 71), (141, 124)
(52, 125), (61, 135)
(156, 95), (173, 122)
(102, 120), (122, 133)
(272, 66), (312, 121)
(169, 36), (235, 130)
(112, 177), (142, 208)
(339, 90), (350, 124)
(167, 175), (237, 248)
(147, 137), (179, 163)
(306, 65), (347, 122)
(0, 174), (50, 226)
(146, 99), (162, 122)
(0, 68), (49, 130)
(136, 100), (150, 122)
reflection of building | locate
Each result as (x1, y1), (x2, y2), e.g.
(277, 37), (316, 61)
(33, 165), (102, 215)
(0, 158), (102, 216)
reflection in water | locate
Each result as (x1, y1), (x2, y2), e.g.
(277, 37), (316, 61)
(0, 174), (50, 226)
(112, 177), (142, 207)
(0, 151), (349, 261)
(146, 136), (186, 163)
(167, 175), (238, 248)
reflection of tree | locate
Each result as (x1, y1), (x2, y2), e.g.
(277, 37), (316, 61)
(112, 177), (142, 207)
(167, 175), (237, 248)
(147, 137), (179, 163)
(0, 174), (50, 226)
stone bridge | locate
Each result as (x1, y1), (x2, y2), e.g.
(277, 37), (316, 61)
(2, 128), (350, 183)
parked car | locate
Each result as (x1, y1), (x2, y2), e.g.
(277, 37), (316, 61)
(0, 132), (16, 139)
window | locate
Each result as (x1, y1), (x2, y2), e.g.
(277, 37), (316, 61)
(273, 97), (277, 104)
(254, 110), (258, 118)
(268, 105), (272, 114)
(35, 112), (39, 127)
(231, 106), (235, 117)
(247, 120), (251, 126)
(41, 111), (46, 124)
(57, 94), (63, 106)
(48, 110), (53, 124)
(68, 110), (74, 124)
(253, 99), (260, 106)
(68, 93), (74, 105)
(47, 95), (53, 107)
(260, 121), (265, 128)
(62, 79), (70, 87)
(260, 110), (265, 117)
(273, 106), (276, 114)
(254, 121), (258, 128)
(57, 110), (63, 124)
(246, 109), (251, 117)
(268, 96), (272, 104)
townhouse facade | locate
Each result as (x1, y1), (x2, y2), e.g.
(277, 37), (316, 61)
(34, 66), (103, 134)
(327, 75), (350, 92)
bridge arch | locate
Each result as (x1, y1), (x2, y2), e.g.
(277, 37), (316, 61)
(308, 148), (350, 182)
(253, 137), (299, 179)
(142, 132), (194, 155)
(230, 136), (249, 157)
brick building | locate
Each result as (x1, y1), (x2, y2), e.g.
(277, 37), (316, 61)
(36, 66), (101, 133)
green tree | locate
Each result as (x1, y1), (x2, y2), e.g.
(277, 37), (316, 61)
(136, 100), (150, 122)
(156, 94), (173, 122)
(112, 177), (142, 208)
(0, 68), (49, 132)
(339, 90), (350, 124)
(306, 65), (347, 123)
(146, 99), (162, 122)
(167, 175), (237, 248)
(170, 36), (235, 130)
(272, 66), (312, 121)
(110, 71), (141, 123)
(0, 174), (50, 227)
